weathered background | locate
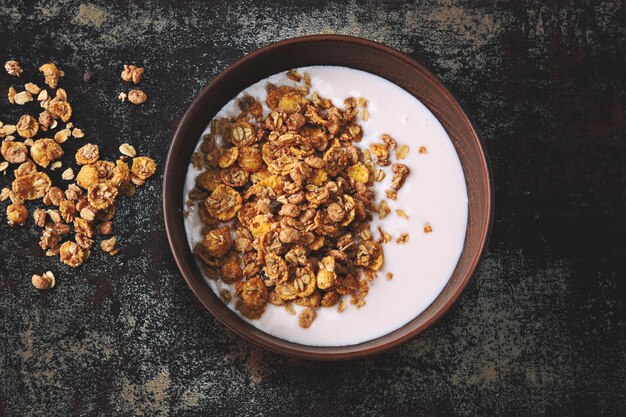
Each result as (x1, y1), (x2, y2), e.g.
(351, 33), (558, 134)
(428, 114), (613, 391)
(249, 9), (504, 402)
(1, 1), (624, 416)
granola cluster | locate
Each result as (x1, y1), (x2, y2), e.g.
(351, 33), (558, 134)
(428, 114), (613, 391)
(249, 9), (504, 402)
(1, 60), (157, 284)
(188, 70), (412, 327)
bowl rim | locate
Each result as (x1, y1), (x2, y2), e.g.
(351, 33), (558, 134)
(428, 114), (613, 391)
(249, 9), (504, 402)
(163, 34), (494, 361)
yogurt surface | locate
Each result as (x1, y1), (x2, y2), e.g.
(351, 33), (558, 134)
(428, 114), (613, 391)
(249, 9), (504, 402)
(183, 66), (468, 346)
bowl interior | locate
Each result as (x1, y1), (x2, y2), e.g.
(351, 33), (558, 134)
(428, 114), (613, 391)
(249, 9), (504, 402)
(163, 35), (492, 360)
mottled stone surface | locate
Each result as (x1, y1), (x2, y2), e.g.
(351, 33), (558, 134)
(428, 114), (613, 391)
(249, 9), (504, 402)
(0, 1), (624, 416)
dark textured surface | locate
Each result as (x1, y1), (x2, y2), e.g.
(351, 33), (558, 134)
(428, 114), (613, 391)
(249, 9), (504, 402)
(0, 1), (624, 416)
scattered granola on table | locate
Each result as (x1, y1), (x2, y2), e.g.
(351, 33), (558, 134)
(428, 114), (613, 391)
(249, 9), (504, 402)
(5, 60), (23, 77)
(0, 60), (157, 283)
(187, 70), (414, 328)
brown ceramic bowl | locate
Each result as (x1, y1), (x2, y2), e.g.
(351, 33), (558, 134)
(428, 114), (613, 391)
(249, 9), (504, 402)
(163, 34), (493, 361)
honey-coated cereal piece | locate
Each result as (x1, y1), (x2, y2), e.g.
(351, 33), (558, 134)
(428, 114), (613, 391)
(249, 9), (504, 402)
(217, 146), (239, 169)
(220, 164), (249, 188)
(220, 254), (243, 284)
(59, 241), (87, 267)
(75, 144), (99, 165)
(7, 203), (28, 225)
(267, 85), (309, 114)
(131, 156), (156, 180)
(93, 160), (115, 180)
(203, 226), (232, 257)
(247, 214), (273, 238)
(47, 98), (72, 122)
(16, 115), (39, 139)
(347, 163), (370, 184)
(76, 164), (100, 189)
(1, 139), (28, 164)
(30, 138), (64, 168)
(12, 172), (51, 200)
(240, 277), (268, 309)
(87, 180), (118, 210)
(195, 170), (222, 192)
(204, 184), (242, 221)
(237, 146), (263, 172)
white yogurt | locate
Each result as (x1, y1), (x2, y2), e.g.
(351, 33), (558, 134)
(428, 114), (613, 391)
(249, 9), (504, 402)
(183, 66), (468, 346)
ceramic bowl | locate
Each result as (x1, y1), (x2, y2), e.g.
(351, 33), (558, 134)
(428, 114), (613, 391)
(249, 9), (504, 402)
(163, 34), (493, 360)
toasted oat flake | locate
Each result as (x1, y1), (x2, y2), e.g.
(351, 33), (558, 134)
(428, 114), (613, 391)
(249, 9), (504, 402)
(284, 303), (296, 315)
(50, 161), (62, 170)
(46, 209), (61, 224)
(80, 207), (95, 221)
(8, 87), (16, 104)
(119, 143), (137, 157)
(118, 92), (127, 102)
(0, 188), (10, 201)
(379, 200), (391, 219)
(54, 129), (71, 143)
(220, 288), (232, 303)
(396, 209), (409, 219)
(72, 128), (85, 138)
(25, 83), (41, 95)
(61, 168), (75, 180)
(1, 124), (17, 136)
(396, 144), (410, 160)
(14, 91), (33, 105)
(37, 90), (48, 101)
(0, 162), (8, 173)
(338, 300), (346, 313)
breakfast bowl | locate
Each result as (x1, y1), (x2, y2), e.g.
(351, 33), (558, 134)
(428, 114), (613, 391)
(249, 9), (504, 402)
(163, 34), (493, 360)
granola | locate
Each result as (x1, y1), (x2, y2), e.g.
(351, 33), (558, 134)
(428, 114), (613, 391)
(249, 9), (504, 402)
(0, 59), (156, 275)
(32, 271), (55, 289)
(39, 63), (64, 89)
(120, 65), (145, 84)
(5, 60), (23, 77)
(188, 71), (414, 327)
(128, 89), (147, 105)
